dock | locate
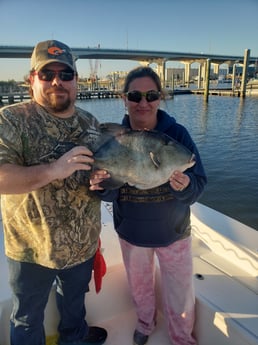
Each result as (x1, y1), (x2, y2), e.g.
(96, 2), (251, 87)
(0, 86), (254, 108)
(77, 89), (121, 100)
(0, 90), (122, 107)
(191, 88), (241, 97)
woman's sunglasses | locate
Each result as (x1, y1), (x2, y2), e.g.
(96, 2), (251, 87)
(33, 69), (75, 82)
(126, 90), (161, 103)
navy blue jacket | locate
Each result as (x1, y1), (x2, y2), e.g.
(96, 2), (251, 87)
(100, 109), (207, 247)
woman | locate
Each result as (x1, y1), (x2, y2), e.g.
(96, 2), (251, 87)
(91, 66), (207, 345)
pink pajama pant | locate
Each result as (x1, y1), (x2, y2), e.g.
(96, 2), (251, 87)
(119, 236), (197, 345)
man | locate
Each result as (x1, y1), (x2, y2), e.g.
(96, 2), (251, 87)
(0, 40), (107, 345)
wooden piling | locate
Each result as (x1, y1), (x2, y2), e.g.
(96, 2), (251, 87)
(240, 49), (250, 98)
(204, 59), (211, 102)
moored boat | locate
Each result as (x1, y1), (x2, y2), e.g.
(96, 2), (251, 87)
(0, 202), (257, 345)
(246, 78), (258, 96)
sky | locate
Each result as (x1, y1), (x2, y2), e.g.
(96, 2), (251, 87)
(0, 0), (257, 81)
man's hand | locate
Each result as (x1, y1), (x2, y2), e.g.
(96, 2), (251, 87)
(50, 146), (94, 180)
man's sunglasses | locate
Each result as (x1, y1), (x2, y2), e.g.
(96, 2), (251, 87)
(126, 90), (161, 103)
(33, 70), (75, 82)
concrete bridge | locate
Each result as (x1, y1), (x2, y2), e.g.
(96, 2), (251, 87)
(1, 45), (257, 99)
(1, 45), (257, 64)
(1, 45), (257, 74)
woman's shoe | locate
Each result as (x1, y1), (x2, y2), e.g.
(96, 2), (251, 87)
(133, 329), (149, 345)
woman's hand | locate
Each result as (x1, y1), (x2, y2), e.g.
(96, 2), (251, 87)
(169, 170), (190, 192)
(89, 170), (110, 190)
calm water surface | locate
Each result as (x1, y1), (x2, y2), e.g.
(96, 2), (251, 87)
(76, 95), (258, 230)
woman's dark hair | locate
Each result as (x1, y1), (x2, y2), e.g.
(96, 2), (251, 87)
(122, 66), (162, 93)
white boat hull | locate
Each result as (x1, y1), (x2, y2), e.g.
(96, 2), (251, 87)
(0, 202), (257, 345)
(246, 79), (258, 95)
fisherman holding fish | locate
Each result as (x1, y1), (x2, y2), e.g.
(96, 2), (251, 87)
(90, 66), (207, 345)
(0, 40), (107, 345)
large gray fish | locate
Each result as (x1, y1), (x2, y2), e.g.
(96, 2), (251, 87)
(92, 123), (195, 190)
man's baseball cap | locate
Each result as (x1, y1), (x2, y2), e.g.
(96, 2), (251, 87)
(31, 40), (77, 72)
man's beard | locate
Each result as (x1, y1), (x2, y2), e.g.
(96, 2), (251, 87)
(46, 88), (72, 112)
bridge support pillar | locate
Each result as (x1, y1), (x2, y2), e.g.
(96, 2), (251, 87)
(184, 62), (191, 86)
(156, 60), (166, 88)
(213, 63), (219, 76)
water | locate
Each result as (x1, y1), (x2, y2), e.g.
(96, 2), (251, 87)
(76, 95), (258, 230)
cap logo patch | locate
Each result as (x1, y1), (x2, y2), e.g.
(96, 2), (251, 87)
(48, 46), (66, 56)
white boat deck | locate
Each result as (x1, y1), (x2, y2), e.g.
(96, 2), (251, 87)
(0, 203), (257, 345)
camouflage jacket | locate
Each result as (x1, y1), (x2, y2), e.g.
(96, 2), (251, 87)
(0, 101), (101, 269)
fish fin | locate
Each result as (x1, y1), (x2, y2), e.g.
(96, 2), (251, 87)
(94, 123), (129, 151)
(149, 151), (160, 168)
(99, 177), (125, 190)
(99, 123), (129, 136)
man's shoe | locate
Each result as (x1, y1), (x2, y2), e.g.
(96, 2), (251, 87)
(133, 329), (149, 345)
(58, 326), (108, 345)
(81, 327), (107, 344)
